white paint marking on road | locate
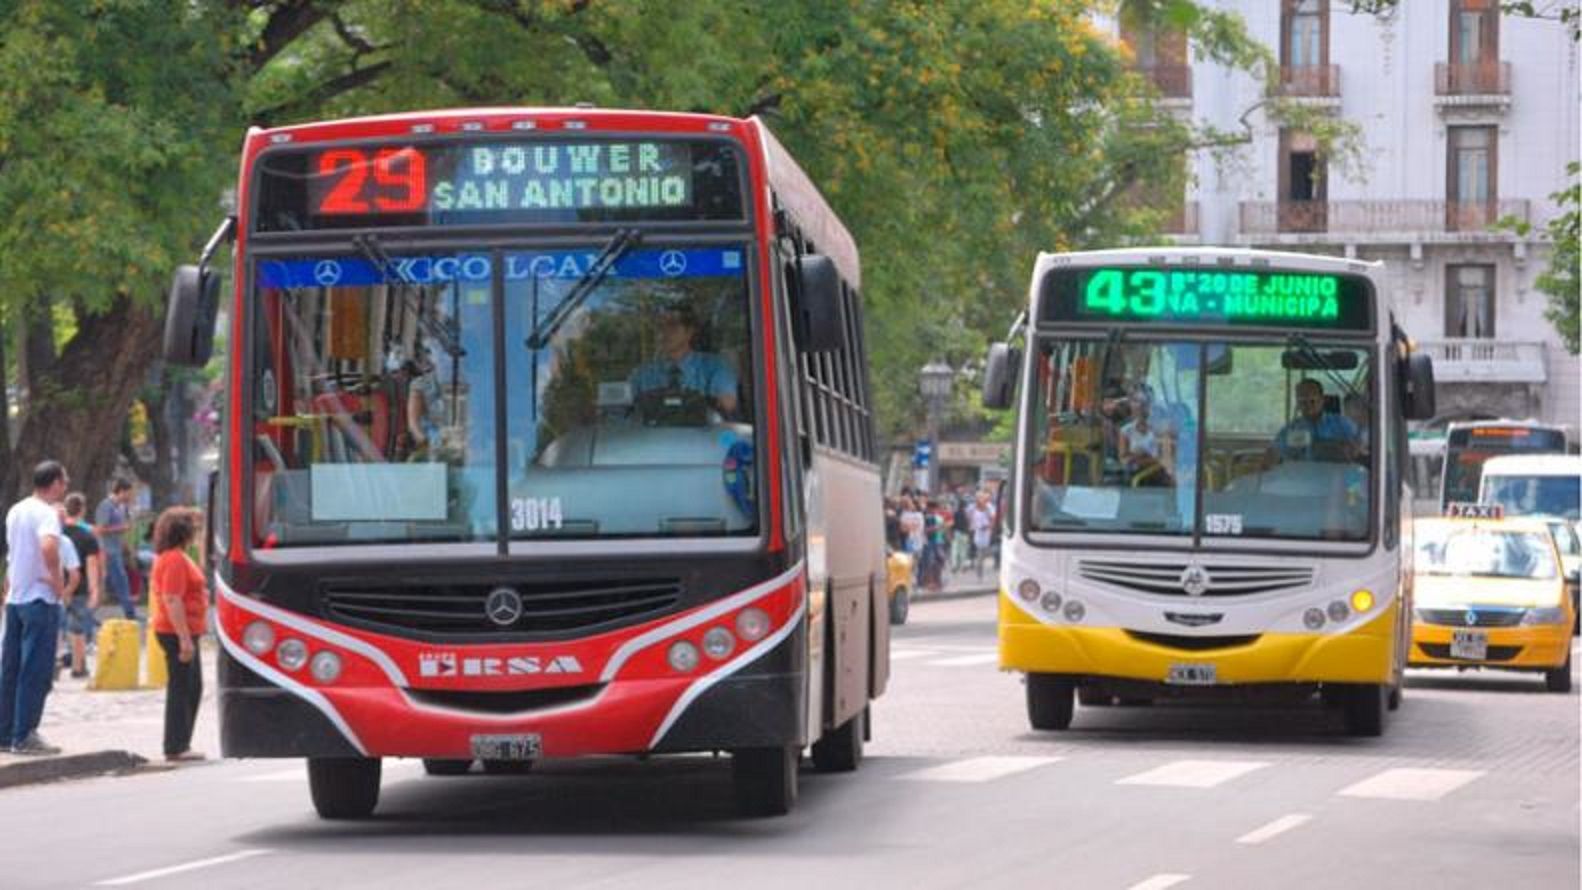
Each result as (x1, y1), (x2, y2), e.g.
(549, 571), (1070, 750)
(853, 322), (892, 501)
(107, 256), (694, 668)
(1337, 768), (1484, 801)
(1116, 759), (1269, 789)
(928, 653), (999, 667)
(889, 649), (937, 661)
(95, 849), (273, 886)
(899, 755), (1063, 783)
(1235, 813), (1312, 845)
(1127, 873), (1191, 890)
(240, 759), (420, 783)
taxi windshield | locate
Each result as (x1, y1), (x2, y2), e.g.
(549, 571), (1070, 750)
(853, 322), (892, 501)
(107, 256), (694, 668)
(1415, 525), (1558, 579)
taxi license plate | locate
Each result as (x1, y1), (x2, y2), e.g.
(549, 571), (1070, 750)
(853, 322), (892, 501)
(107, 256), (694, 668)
(1450, 629), (1488, 661)
(470, 734), (541, 761)
(1166, 663), (1217, 685)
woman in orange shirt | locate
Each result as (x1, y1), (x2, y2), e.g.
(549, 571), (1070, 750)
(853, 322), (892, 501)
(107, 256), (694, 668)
(151, 507), (207, 762)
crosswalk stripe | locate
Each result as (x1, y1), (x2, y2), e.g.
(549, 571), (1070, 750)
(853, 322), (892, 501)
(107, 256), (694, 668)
(928, 653), (999, 667)
(899, 755), (1063, 783)
(1337, 768), (1483, 801)
(1127, 874), (1191, 890)
(1235, 813), (1312, 844)
(1116, 759), (1269, 789)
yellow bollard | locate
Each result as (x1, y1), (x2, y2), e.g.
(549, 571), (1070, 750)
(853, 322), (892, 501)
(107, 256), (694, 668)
(144, 625), (168, 689)
(89, 619), (141, 691)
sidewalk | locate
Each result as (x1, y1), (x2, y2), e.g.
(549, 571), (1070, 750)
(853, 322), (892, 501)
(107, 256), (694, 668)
(0, 644), (220, 789)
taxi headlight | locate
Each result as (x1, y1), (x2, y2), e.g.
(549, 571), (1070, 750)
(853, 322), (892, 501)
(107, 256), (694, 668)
(1521, 606), (1567, 626)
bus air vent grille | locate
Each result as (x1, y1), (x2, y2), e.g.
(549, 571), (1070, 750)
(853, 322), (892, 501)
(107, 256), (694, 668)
(1126, 631), (1262, 650)
(322, 578), (683, 635)
(1077, 561), (1313, 597)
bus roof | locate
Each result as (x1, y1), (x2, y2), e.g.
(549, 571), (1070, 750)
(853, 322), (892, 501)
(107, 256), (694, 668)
(1480, 454), (1582, 477)
(248, 106), (750, 142)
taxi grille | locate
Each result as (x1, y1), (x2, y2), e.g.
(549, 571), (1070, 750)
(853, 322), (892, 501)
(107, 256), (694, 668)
(1416, 643), (1523, 662)
(1415, 608), (1525, 628)
(323, 578), (682, 636)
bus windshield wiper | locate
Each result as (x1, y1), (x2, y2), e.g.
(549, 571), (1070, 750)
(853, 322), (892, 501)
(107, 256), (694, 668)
(1288, 332), (1364, 405)
(354, 233), (464, 358)
(526, 228), (642, 350)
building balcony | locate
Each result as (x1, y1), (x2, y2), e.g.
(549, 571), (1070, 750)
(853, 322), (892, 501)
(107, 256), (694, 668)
(1237, 199), (1530, 242)
(1137, 63), (1192, 100)
(1435, 61), (1511, 96)
(1418, 339), (1547, 385)
(1272, 64), (1340, 99)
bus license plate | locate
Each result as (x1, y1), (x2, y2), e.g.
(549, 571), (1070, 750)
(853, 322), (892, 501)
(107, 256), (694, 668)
(1450, 630), (1487, 660)
(470, 733), (541, 761)
(1166, 663), (1217, 685)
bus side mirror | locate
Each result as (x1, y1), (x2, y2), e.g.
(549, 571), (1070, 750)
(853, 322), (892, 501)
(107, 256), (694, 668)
(792, 254), (845, 353)
(163, 265), (221, 367)
(982, 342), (1018, 410)
(1401, 352), (1436, 421)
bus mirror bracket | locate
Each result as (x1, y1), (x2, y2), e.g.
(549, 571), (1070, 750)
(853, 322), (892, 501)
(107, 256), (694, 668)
(163, 216), (235, 367)
(792, 254), (845, 353)
(982, 342), (1018, 410)
(1401, 351), (1436, 421)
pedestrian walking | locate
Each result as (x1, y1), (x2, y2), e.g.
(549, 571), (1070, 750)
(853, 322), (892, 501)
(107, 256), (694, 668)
(61, 493), (102, 679)
(94, 478), (137, 620)
(150, 506), (207, 762)
(0, 460), (72, 754)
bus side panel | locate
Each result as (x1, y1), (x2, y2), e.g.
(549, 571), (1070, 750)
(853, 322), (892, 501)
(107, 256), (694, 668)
(814, 452), (886, 729)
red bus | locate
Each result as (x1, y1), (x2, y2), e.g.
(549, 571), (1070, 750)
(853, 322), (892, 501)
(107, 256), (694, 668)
(164, 108), (888, 819)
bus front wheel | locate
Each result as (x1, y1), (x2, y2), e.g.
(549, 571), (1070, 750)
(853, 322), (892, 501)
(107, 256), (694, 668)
(307, 757), (381, 819)
(1341, 684), (1385, 737)
(732, 745), (798, 817)
(1027, 674), (1075, 730)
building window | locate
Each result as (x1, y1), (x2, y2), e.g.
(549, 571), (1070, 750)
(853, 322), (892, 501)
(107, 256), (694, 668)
(1445, 264), (1496, 339)
(1446, 0), (1501, 93)
(1278, 129), (1327, 232)
(1447, 125), (1496, 229)
(1121, 21), (1191, 98)
(1280, 0), (1333, 94)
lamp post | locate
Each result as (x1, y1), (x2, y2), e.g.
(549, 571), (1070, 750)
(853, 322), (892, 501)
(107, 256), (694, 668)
(918, 360), (954, 493)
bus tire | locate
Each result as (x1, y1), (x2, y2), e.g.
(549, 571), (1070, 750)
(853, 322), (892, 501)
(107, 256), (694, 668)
(732, 745), (798, 817)
(422, 758), (472, 776)
(889, 588), (910, 625)
(307, 757), (381, 819)
(1342, 684), (1385, 737)
(1387, 682), (1403, 712)
(811, 707), (864, 772)
(1027, 674), (1075, 730)
(1544, 653), (1572, 693)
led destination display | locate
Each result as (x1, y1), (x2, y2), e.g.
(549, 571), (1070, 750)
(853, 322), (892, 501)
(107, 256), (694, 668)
(1039, 266), (1373, 331)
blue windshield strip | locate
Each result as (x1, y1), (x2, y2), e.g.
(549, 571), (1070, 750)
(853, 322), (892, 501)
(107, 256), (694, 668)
(257, 248), (745, 289)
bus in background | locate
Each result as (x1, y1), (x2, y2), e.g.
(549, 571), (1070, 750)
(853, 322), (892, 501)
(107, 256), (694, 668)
(981, 247), (1436, 737)
(163, 108), (887, 819)
(1439, 420), (1571, 514)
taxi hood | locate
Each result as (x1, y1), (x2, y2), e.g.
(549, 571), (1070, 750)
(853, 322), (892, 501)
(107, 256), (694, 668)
(1415, 573), (1564, 609)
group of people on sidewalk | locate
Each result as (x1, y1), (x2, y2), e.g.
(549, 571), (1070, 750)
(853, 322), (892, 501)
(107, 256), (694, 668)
(0, 460), (209, 763)
(885, 484), (1001, 592)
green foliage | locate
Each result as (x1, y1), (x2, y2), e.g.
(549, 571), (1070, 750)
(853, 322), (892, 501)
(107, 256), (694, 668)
(1536, 163), (1580, 354)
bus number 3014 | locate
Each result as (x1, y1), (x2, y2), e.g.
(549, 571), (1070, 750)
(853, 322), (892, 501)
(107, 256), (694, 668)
(511, 497), (565, 532)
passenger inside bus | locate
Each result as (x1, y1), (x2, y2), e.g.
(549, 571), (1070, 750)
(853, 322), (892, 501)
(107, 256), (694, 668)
(1266, 378), (1361, 465)
(1118, 383), (1174, 486)
(628, 301), (739, 423)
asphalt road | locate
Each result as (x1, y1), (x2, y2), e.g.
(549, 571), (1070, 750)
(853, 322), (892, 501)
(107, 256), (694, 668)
(0, 594), (1576, 889)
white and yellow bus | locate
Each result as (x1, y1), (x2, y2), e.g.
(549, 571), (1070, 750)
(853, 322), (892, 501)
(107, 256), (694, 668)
(981, 248), (1436, 736)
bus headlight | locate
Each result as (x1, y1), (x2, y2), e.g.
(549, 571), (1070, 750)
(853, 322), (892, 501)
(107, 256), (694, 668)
(1350, 589), (1375, 613)
(1040, 591), (1063, 614)
(1521, 606), (1567, 626)
(276, 638), (309, 672)
(1303, 608), (1326, 630)
(1327, 600), (1350, 623)
(667, 641), (701, 673)
(702, 627), (736, 660)
(736, 608), (771, 642)
(309, 651), (343, 684)
(1062, 600), (1085, 623)
(1017, 579), (1040, 602)
(242, 621), (275, 656)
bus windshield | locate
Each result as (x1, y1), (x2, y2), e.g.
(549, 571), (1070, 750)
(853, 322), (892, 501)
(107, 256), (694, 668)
(1025, 336), (1372, 542)
(1415, 525), (1558, 579)
(250, 244), (756, 546)
(1442, 424), (1568, 508)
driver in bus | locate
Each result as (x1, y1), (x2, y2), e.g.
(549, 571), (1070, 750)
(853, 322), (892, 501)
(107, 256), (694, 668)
(1267, 378), (1361, 465)
(629, 302), (739, 417)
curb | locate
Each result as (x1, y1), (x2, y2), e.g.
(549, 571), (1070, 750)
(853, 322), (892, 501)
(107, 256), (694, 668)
(0, 750), (148, 790)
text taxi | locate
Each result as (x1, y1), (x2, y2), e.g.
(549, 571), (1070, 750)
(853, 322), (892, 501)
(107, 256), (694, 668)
(1409, 505), (1575, 693)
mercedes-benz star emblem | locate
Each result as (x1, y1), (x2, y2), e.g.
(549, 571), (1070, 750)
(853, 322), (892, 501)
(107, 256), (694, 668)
(658, 250), (688, 277)
(1179, 564), (1211, 597)
(485, 587), (524, 627)
(313, 259), (343, 287)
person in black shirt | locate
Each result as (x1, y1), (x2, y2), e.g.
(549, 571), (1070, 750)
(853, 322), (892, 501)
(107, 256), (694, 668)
(60, 493), (102, 679)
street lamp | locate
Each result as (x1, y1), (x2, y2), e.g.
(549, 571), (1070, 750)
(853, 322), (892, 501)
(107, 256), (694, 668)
(919, 360), (954, 493)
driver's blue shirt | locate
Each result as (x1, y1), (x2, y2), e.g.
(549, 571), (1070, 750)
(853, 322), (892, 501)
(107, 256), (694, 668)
(1274, 412), (1360, 459)
(630, 351), (737, 402)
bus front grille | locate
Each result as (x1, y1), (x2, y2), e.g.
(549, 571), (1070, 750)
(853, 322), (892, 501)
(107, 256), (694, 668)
(1126, 630), (1262, 650)
(323, 578), (683, 636)
(1078, 561), (1313, 597)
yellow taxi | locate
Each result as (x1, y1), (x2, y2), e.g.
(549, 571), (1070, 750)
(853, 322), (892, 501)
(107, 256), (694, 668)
(1410, 507), (1576, 693)
(886, 550), (914, 625)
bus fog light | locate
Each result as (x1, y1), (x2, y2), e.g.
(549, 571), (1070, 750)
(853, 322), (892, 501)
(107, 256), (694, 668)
(242, 621), (275, 656)
(1350, 589), (1375, 613)
(276, 638), (309, 672)
(1062, 600), (1085, 622)
(667, 641), (700, 673)
(1303, 608), (1326, 630)
(1327, 600), (1350, 623)
(736, 608), (771, 641)
(1040, 591), (1063, 613)
(309, 651), (343, 683)
(1017, 579), (1040, 602)
(702, 627), (735, 660)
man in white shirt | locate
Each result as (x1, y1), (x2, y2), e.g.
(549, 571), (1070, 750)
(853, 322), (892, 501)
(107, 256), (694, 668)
(0, 460), (71, 755)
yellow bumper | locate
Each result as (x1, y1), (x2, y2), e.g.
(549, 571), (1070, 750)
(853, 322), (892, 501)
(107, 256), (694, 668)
(1409, 622), (1571, 669)
(998, 593), (1398, 684)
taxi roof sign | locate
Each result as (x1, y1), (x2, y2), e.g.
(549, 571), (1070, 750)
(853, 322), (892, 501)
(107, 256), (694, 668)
(1445, 502), (1505, 519)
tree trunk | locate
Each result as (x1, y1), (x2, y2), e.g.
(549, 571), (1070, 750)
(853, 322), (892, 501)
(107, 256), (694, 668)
(7, 298), (162, 503)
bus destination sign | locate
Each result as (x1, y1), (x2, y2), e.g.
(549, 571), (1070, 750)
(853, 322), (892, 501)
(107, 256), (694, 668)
(1039, 266), (1373, 331)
